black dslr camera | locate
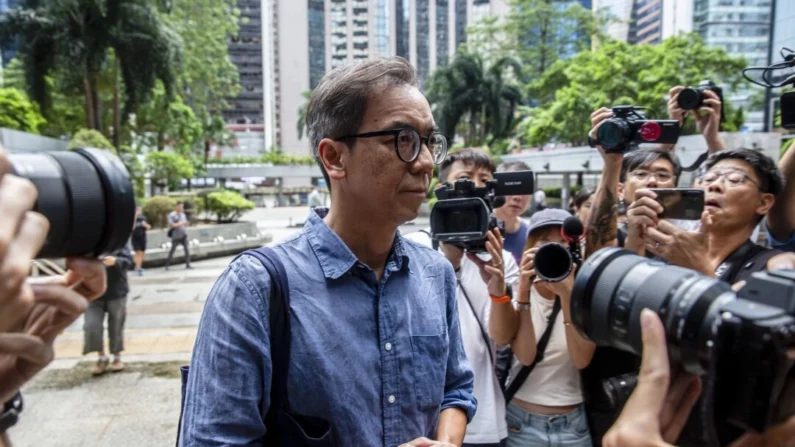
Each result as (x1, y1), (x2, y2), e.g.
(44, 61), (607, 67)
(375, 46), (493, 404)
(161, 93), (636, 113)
(677, 80), (724, 121)
(430, 170), (534, 252)
(593, 106), (680, 154)
(533, 216), (584, 282)
(572, 248), (795, 446)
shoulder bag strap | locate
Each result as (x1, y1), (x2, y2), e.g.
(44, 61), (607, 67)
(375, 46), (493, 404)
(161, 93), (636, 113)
(504, 297), (562, 403)
(458, 280), (495, 366)
(719, 240), (759, 283)
(419, 229), (440, 251)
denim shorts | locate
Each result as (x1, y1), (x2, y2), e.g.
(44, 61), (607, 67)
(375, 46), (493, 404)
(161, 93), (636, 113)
(506, 402), (592, 447)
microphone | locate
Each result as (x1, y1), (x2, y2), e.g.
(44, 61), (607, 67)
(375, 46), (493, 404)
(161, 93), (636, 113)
(562, 216), (585, 242)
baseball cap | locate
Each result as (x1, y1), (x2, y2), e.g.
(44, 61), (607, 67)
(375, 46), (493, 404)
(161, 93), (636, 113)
(527, 208), (572, 235)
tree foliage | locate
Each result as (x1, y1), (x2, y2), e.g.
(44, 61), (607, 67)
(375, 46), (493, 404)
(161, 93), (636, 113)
(145, 150), (194, 192)
(297, 90), (312, 141)
(426, 50), (523, 148)
(517, 35), (748, 147)
(68, 128), (114, 149)
(0, 0), (183, 131)
(467, 0), (604, 81)
(0, 87), (46, 133)
(206, 189), (254, 223)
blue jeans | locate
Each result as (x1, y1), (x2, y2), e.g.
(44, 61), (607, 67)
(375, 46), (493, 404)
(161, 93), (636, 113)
(506, 403), (592, 447)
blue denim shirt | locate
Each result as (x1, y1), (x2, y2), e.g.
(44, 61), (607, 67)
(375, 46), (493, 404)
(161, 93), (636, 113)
(179, 208), (476, 446)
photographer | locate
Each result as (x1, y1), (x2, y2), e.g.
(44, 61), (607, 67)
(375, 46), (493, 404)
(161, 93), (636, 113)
(489, 209), (595, 447)
(572, 189), (594, 232)
(604, 306), (795, 447)
(0, 144), (106, 445)
(408, 148), (520, 447)
(665, 85), (726, 154)
(493, 162), (532, 264)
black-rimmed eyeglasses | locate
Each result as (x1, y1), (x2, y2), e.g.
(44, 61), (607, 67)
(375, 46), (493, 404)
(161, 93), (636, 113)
(334, 128), (448, 165)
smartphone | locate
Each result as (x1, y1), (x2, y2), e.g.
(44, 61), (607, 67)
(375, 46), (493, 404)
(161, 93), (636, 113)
(648, 188), (704, 220)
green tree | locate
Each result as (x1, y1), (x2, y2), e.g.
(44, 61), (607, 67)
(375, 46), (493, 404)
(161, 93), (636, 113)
(0, 58), (26, 91)
(68, 128), (114, 150)
(131, 83), (203, 152)
(0, 87), (46, 133)
(426, 51), (523, 147)
(467, 0), (604, 81)
(297, 90), (312, 141)
(145, 150), (194, 193)
(517, 35), (748, 146)
(0, 0), (182, 135)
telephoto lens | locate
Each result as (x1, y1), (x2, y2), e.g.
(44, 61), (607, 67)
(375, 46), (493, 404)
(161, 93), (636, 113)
(9, 148), (136, 259)
(570, 247), (733, 376)
(534, 243), (573, 282)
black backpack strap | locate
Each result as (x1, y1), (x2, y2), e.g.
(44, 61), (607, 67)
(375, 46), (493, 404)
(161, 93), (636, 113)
(239, 247), (292, 418)
(504, 297), (561, 403)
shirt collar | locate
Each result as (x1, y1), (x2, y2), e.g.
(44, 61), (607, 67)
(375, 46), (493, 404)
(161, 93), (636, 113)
(304, 207), (409, 279)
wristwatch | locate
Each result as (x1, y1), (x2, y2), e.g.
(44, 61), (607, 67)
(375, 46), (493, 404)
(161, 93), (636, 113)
(516, 301), (531, 311)
(0, 392), (23, 433)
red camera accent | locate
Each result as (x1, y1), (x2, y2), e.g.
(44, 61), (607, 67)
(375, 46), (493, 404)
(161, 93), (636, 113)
(639, 122), (662, 141)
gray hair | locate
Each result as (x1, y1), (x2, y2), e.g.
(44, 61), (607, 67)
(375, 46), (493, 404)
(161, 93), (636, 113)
(306, 57), (419, 190)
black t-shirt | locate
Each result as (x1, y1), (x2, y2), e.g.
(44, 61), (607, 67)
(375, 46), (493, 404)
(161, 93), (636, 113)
(133, 215), (148, 240)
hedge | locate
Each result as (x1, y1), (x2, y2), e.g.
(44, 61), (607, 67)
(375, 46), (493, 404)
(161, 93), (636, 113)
(206, 190), (255, 223)
(541, 185), (583, 199)
(142, 196), (176, 229)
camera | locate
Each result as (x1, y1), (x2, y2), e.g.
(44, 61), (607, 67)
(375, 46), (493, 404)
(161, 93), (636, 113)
(9, 148), (136, 258)
(430, 170), (534, 252)
(571, 248), (795, 446)
(677, 80), (724, 120)
(595, 106), (680, 154)
(534, 216), (584, 282)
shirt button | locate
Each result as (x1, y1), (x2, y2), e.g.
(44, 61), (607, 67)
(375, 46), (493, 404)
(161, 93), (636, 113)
(385, 342), (392, 351)
(388, 395), (396, 404)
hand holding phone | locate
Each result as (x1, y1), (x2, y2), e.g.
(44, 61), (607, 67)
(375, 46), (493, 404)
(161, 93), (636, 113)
(647, 188), (705, 220)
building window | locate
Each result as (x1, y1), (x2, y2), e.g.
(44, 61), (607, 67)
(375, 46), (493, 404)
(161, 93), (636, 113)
(308, 0), (325, 89)
(331, 0), (348, 68)
(416, 0), (430, 81)
(436, 0), (449, 66)
(455, 0), (467, 49)
(375, 0), (390, 57)
(396, 0), (410, 58)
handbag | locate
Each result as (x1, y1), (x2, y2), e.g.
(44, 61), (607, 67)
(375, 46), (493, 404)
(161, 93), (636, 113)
(176, 247), (334, 446)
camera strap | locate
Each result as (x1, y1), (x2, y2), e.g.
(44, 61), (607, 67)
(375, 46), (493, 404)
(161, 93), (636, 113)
(681, 150), (709, 173)
(419, 229), (440, 251)
(504, 297), (561, 404)
(458, 281), (495, 368)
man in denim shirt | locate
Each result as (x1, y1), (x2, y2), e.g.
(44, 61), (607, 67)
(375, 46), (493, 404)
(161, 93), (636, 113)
(180, 57), (476, 446)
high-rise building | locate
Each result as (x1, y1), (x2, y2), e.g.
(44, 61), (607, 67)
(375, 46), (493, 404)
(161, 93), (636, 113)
(223, 0), (265, 126)
(593, 0), (691, 45)
(263, 0), (508, 160)
(694, 0), (774, 132)
(0, 0), (23, 67)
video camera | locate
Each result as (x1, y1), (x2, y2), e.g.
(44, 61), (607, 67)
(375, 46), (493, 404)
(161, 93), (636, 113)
(9, 148), (136, 258)
(571, 248), (795, 446)
(430, 170), (534, 252)
(594, 106), (681, 154)
(533, 216), (584, 282)
(743, 47), (795, 129)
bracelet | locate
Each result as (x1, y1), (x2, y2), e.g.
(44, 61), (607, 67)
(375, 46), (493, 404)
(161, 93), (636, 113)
(0, 392), (23, 434)
(490, 294), (511, 304)
(516, 301), (531, 311)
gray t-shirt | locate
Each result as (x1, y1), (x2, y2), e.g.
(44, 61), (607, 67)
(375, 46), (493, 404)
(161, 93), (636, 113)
(168, 211), (188, 240)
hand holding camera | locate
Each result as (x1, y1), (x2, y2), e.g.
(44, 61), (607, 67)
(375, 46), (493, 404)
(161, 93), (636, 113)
(465, 228), (507, 298)
(518, 247), (539, 294)
(589, 106), (680, 155)
(668, 82), (725, 151)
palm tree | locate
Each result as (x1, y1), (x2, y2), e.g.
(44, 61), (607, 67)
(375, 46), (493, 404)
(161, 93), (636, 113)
(297, 90), (312, 141)
(0, 0), (182, 141)
(426, 51), (523, 147)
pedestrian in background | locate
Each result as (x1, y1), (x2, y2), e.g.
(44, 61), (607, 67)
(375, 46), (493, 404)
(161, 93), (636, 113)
(83, 244), (133, 376)
(132, 205), (151, 276)
(165, 201), (192, 270)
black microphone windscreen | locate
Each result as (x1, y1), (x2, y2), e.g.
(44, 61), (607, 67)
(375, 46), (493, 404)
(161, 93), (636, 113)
(562, 216), (584, 239)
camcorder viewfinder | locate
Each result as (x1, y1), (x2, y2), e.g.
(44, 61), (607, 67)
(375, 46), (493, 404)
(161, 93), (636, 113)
(430, 170), (534, 252)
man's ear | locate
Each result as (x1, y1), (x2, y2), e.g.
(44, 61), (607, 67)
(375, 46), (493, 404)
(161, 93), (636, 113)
(317, 138), (348, 182)
(756, 192), (776, 217)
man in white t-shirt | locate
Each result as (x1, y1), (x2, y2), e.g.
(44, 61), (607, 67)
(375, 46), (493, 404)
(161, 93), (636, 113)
(406, 148), (521, 447)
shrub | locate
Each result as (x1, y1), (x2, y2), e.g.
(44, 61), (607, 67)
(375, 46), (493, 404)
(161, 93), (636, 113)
(206, 190), (255, 223)
(142, 196), (176, 228)
(68, 129), (114, 150)
(542, 187), (562, 199)
(167, 194), (205, 223)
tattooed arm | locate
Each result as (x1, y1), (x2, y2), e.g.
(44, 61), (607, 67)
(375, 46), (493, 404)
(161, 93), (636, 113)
(585, 108), (625, 258)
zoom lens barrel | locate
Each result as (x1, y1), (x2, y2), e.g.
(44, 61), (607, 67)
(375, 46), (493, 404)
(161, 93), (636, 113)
(9, 148), (136, 259)
(534, 243), (573, 283)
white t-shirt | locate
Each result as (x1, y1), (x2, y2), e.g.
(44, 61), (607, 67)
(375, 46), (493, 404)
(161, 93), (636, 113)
(405, 230), (519, 444)
(509, 287), (584, 407)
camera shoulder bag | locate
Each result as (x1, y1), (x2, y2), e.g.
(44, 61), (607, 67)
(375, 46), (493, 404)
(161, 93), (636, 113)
(503, 297), (561, 403)
(176, 247), (334, 447)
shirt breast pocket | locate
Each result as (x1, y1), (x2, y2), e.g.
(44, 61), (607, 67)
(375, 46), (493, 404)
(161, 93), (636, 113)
(410, 333), (448, 409)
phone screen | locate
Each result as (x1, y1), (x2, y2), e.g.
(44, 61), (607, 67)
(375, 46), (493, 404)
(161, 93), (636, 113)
(648, 188), (705, 220)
